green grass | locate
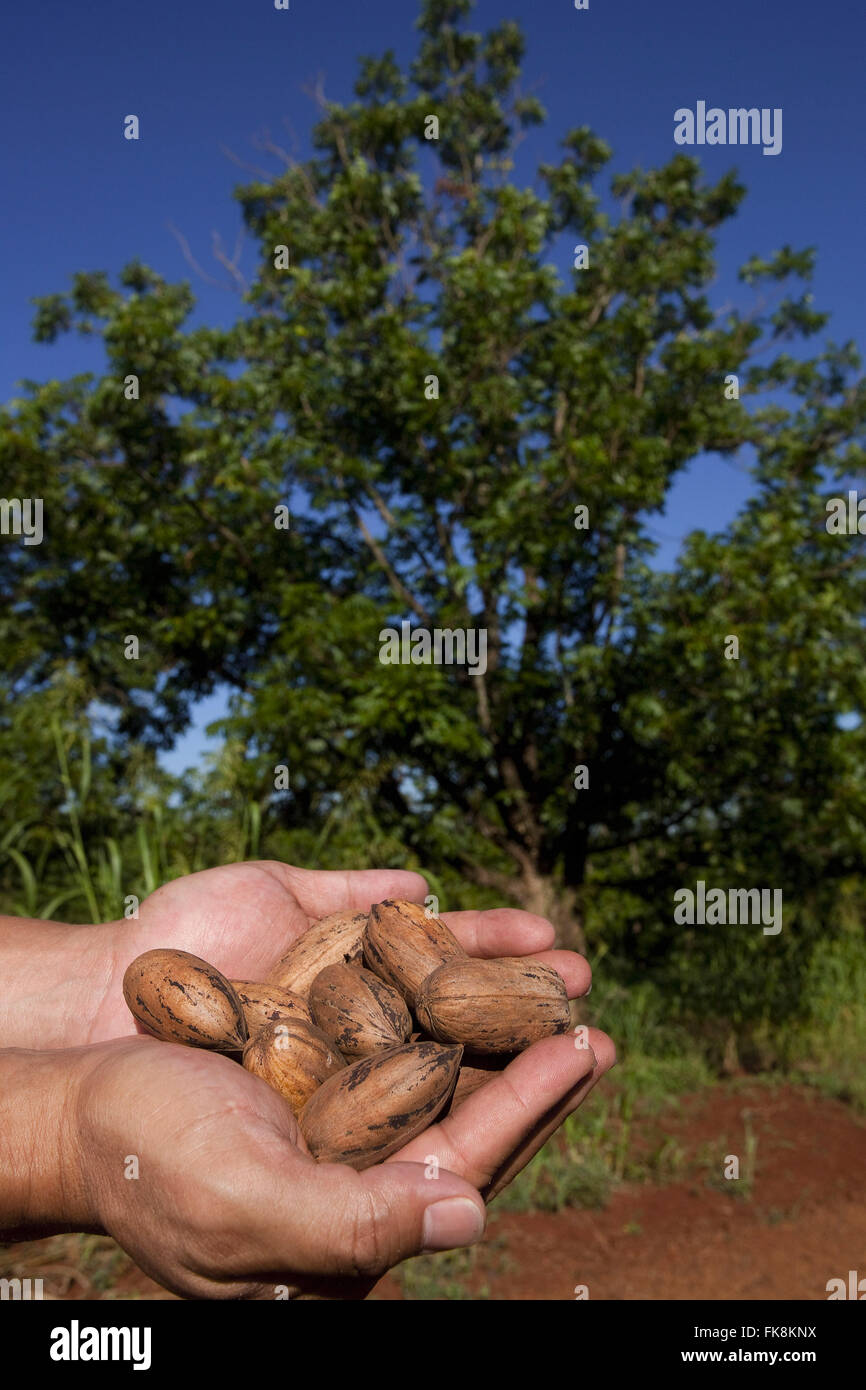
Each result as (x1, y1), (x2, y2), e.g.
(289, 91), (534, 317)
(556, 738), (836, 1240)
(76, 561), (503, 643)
(390, 1249), (486, 1300)
(780, 934), (866, 1110)
(386, 1235), (514, 1299)
(496, 1144), (615, 1214)
(0, 721), (264, 923)
(703, 1108), (759, 1200)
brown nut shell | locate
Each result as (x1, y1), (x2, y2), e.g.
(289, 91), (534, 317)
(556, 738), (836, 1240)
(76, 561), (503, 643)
(309, 963), (412, 1058)
(447, 1055), (511, 1111)
(230, 980), (313, 1034)
(266, 911), (366, 999)
(243, 1018), (345, 1115)
(299, 1041), (463, 1170)
(122, 948), (247, 1051)
(363, 899), (465, 1007)
(415, 956), (570, 1054)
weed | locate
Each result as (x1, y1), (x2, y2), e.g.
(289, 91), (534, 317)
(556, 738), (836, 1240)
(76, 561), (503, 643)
(389, 1245), (491, 1300)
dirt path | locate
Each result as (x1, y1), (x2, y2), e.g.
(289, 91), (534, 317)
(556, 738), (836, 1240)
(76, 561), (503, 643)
(5, 1081), (863, 1301)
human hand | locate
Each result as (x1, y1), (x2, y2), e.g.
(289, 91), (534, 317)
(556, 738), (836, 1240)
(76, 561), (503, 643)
(1, 859), (614, 1292)
(64, 1016), (612, 1299)
(106, 861), (615, 1214)
(89, 861), (596, 1047)
(2, 863), (459, 1047)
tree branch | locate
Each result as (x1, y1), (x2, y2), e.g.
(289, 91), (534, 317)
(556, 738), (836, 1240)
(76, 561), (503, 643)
(352, 507), (432, 624)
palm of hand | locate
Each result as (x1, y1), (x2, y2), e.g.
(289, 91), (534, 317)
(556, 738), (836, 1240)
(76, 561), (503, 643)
(81, 1036), (335, 1299)
(98, 862), (313, 1038)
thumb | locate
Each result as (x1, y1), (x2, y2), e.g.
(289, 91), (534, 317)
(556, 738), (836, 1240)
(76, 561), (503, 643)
(260, 1159), (486, 1280)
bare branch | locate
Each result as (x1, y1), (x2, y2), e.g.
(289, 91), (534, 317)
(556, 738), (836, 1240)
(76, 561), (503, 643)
(587, 287), (613, 328)
(219, 144), (274, 181)
(166, 222), (226, 290)
(634, 357), (646, 398)
(250, 130), (323, 210)
(211, 230), (248, 293)
(301, 71), (330, 114)
(353, 507), (433, 624)
(253, 132), (293, 167)
(459, 860), (516, 897)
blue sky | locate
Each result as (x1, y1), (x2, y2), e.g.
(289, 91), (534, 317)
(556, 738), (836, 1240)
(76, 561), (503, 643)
(2, 0), (863, 769)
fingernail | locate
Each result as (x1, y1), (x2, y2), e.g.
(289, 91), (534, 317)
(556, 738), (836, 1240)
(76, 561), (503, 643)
(422, 1197), (486, 1252)
(585, 982), (592, 995)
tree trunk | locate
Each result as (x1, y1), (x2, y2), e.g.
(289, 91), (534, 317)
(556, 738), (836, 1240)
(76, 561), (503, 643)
(510, 868), (586, 956)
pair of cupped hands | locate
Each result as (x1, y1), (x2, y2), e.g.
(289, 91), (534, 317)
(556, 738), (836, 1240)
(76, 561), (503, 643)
(28, 862), (615, 1299)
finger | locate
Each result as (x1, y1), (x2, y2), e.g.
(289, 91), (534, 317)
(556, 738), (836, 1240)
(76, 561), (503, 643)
(441, 908), (555, 957)
(388, 1029), (615, 1192)
(255, 864), (429, 919)
(246, 1157), (486, 1281)
(524, 948), (592, 998)
(440, 914), (591, 996)
(484, 1030), (617, 1201)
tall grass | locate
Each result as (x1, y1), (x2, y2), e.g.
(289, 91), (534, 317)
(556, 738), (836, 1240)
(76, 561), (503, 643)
(0, 721), (264, 922)
(777, 930), (866, 1108)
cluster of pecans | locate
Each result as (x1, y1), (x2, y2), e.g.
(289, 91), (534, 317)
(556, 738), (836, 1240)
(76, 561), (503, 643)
(122, 899), (571, 1170)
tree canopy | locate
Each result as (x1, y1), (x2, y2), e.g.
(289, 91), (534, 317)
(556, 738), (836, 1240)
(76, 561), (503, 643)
(2, 0), (865, 1025)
